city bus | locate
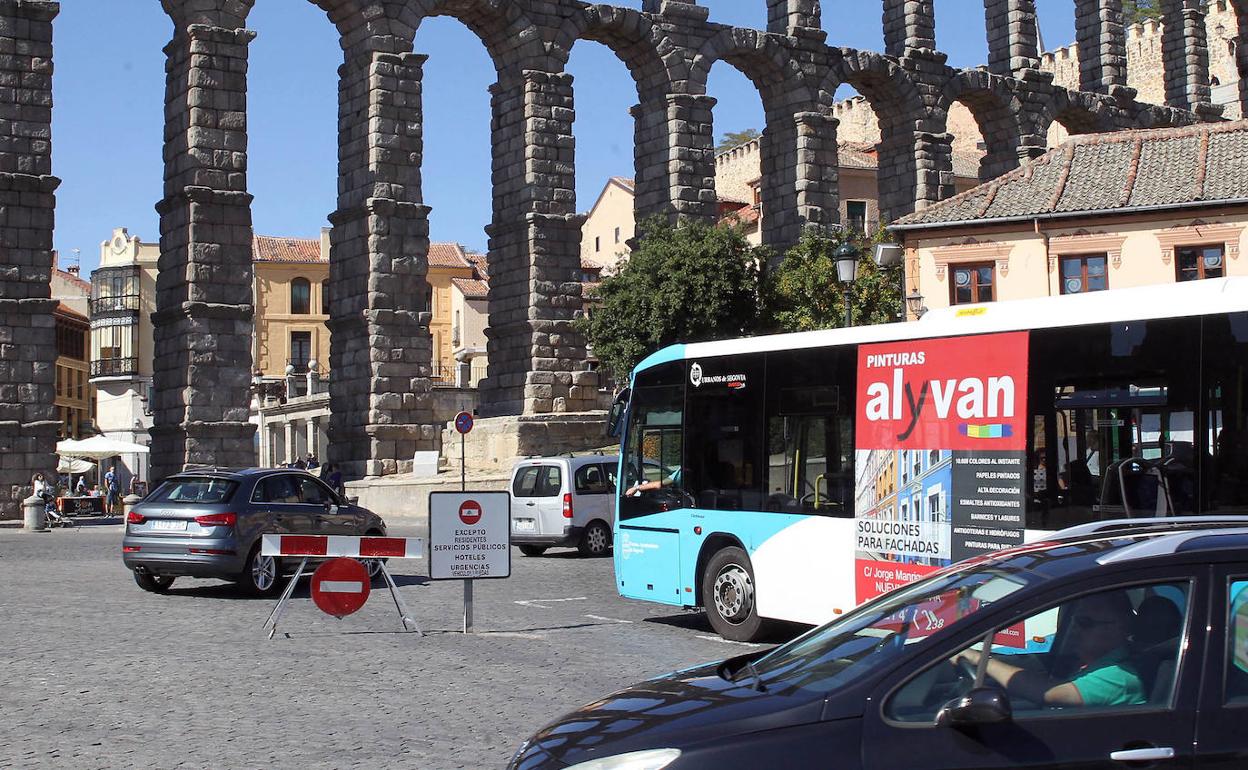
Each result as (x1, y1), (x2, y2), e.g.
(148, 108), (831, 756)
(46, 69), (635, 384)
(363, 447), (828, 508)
(610, 277), (1248, 641)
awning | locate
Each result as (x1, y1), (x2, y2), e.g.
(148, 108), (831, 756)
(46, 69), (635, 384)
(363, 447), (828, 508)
(56, 435), (150, 459)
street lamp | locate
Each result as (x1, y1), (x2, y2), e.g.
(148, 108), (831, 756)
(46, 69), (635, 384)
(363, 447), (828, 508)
(906, 290), (928, 320)
(834, 241), (860, 328)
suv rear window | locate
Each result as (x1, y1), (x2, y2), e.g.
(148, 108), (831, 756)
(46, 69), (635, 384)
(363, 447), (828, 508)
(147, 477), (238, 504)
(513, 465), (562, 497)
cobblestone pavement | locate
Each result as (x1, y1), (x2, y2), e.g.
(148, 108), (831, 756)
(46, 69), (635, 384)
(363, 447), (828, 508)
(0, 523), (795, 769)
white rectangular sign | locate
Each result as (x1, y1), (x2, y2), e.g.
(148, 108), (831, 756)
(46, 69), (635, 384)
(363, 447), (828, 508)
(429, 491), (511, 580)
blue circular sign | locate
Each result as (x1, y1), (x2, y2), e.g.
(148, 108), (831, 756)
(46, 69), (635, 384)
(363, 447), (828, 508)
(454, 411), (474, 435)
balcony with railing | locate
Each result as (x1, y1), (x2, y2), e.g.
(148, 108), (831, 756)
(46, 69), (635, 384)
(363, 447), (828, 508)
(91, 357), (139, 378)
(90, 294), (141, 315)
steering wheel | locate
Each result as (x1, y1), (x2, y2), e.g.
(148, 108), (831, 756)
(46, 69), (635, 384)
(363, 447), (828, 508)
(955, 656), (978, 683)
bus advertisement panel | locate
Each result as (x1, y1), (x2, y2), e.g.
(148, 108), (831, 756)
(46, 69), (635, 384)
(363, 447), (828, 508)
(854, 332), (1029, 604)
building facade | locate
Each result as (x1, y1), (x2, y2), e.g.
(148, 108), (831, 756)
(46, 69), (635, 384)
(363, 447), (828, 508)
(54, 302), (91, 441)
(253, 231), (332, 381)
(88, 228), (159, 485)
(892, 121), (1248, 318)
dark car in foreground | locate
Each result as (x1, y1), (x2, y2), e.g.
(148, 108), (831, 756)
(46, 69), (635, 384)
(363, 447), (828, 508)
(510, 517), (1248, 769)
(122, 468), (386, 596)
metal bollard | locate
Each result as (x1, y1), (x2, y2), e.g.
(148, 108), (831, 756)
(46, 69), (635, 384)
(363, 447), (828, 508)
(23, 494), (47, 533)
(121, 494), (141, 521)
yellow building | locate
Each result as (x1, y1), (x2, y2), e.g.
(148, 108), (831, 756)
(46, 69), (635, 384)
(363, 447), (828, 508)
(253, 233), (490, 385)
(427, 243), (478, 383)
(54, 302), (92, 440)
(892, 121), (1248, 318)
(253, 231), (331, 379)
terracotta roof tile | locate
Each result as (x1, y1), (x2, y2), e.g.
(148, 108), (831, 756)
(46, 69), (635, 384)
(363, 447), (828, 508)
(611, 177), (635, 193)
(896, 120), (1248, 229)
(54, 301), (87, 322)
(451, 277), (489, 299)
(253, 235), (324, 263)
(428, 242), (472, 268)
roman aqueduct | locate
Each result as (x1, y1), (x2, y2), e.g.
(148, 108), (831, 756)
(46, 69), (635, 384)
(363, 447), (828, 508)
(1, 0), (1244, 514)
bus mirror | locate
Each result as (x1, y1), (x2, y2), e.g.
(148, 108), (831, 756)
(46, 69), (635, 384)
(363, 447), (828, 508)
(607, 388), (631, 439)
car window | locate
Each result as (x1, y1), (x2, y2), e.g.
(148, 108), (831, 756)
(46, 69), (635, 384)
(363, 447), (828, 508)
(147, 477), (237, 504)
(1227, 579), (1248, 704)
(255, 475), (300, 504)
(513, 466), (542, 497)
(575, 464), (610, 495)
(886, 581), (1191, 723)
(296, 477), (334, 505)
(602, 463), (618, 490)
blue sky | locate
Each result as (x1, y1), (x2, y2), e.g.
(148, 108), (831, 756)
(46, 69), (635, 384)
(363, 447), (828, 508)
(51, 1), (1076, 276)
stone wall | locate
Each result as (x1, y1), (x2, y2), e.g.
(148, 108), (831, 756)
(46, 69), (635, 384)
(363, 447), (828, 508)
(1041, 0), (1242, 117)
(0, 0), (59, 518)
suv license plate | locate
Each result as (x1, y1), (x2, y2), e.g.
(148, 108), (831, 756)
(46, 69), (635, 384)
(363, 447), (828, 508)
(152, 519), (187, 531)
(514, 518), (535, 532)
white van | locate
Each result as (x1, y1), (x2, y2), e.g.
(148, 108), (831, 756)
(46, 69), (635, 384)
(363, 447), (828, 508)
(509, 455), (617, 557)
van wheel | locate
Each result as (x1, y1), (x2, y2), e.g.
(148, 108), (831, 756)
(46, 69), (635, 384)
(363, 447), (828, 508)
(134, 572), (175, 593)
(578, 520), (612, 557)
(519, 545), (547, 557)
(702, 546), (767, 642)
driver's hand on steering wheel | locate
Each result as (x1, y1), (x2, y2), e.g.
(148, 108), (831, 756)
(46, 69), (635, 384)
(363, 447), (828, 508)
(951, 649), (982, 667)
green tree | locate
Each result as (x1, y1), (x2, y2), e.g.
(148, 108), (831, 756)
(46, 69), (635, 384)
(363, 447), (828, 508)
(716, 128), (761, 153)
(1122, 0), (1162, 25)
(579, 217), (764, 376)
(763, 226), (903, 333)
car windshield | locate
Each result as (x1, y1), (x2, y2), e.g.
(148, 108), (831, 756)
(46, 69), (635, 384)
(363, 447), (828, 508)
(146, 477), (238, 505)
(747, 563), (1034, 696)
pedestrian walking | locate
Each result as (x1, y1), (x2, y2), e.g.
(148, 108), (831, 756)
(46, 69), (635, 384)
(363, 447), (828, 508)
(75, 476), (86, 495)
(306, 453), (318, 470)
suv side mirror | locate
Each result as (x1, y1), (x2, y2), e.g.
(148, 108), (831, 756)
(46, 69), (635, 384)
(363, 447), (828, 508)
(607, 388), (630, 439)
(935, 687), (1012, 729)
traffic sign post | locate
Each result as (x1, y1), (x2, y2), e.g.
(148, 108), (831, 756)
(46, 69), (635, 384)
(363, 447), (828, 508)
(428, 491), (510, 633)
(259, 534), (425, 638)
(453, 411), (473, 492)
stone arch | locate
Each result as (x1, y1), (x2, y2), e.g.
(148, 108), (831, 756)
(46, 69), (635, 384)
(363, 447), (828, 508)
(1035, 88), (1119, 147)
(938, 70), (1024, 182)
(690, 27), (819, 247)
(823, 49), (927, 222)
(404, 0), (549, 73)
(553, 5), (675, 102)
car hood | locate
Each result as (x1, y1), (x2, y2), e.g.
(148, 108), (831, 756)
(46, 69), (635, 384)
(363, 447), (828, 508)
(509, 657), (827, 768)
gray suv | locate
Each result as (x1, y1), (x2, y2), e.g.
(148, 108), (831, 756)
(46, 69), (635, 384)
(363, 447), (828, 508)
(122, 468), (387, 596)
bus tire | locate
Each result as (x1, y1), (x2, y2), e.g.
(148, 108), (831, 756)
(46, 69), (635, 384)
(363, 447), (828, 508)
(702, 546), (767, 642)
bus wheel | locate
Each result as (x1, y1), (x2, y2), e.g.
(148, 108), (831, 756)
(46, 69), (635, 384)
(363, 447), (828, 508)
(702, 546), (766, 642)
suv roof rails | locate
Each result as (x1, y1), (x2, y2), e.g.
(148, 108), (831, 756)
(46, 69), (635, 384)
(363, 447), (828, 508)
(1051, 515), (1248, 540)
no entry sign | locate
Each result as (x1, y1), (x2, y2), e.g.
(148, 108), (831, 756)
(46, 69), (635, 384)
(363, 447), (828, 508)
(459, 499), (482, 525)
(310, 557), (370, 618)
(454, 411), (474, 434)
(429, 491), (510, 580)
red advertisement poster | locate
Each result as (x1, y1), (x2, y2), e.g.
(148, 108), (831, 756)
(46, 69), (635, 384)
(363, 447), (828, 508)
(854, 332), (1030, 621)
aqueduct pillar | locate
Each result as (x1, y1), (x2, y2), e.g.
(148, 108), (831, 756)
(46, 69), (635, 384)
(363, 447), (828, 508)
(327, 35), (438, 478)
(151, 10), (258, 480)
(0, 0), (58, 517)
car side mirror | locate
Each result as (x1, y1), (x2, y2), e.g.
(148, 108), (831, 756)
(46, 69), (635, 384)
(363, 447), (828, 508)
(935, 687), (1012, 729)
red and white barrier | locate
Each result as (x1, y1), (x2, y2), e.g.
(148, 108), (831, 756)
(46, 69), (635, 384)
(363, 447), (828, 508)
(261, 533), (425, 560)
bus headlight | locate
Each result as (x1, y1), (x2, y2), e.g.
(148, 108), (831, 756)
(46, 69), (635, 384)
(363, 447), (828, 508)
(565, 748), (682, 770)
